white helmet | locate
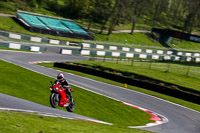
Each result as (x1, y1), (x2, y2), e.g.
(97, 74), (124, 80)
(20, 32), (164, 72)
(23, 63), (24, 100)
(57, 73), (64, 80)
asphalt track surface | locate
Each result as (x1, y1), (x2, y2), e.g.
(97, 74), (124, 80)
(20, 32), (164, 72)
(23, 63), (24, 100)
(1, 50), (200, 133)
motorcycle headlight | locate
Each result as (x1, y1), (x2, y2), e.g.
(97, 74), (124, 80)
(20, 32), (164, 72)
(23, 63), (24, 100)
(55, 87), (59, 90)
(50, 88), (52, 91)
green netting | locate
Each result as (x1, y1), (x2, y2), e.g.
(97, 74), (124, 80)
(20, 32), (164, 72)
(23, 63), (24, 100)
(37, 17), (71, 32)
(61, 21), (87, 35)
(17, 13), (47, 29)
(18, 12), (88, 35)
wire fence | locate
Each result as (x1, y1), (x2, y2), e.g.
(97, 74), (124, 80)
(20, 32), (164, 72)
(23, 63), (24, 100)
(90, 57), (200, 79)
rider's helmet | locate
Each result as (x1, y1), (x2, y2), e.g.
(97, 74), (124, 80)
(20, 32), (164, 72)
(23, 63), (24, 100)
(57, 73), (64, 80)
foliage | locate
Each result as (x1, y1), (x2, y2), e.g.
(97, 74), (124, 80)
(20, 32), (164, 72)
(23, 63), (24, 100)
(0, 0), (199, 34)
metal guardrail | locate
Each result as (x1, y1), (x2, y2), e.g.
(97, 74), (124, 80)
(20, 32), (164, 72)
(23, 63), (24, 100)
(60, 48), (200, 62)
(0, 41), (46, 52)
(1, 29), (200, 62)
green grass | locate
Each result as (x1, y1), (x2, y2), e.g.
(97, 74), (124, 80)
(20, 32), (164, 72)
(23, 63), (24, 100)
(94, 32), (163, 47)
(73, 60), (200, 92)
(38, 62), (200, 112)
(0, 47), (33, 52)
(168, 38), (200, 51)
(0, 59), (153, 127)
(0, 111), (151, 133)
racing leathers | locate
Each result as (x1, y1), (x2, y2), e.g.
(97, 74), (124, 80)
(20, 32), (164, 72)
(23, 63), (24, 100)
(55, 78), (72, 101)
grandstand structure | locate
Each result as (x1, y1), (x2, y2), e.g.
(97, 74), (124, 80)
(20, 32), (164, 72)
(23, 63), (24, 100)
(16, 10), (94, 40)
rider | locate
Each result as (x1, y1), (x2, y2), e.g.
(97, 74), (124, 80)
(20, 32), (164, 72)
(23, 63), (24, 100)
(56, 73), (72, 102)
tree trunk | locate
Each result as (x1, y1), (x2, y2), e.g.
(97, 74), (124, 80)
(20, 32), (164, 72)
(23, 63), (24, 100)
(131, 15), (138, 34)
(130, 20), (136, 34)
(108, 27), (113, 35)
(182, 1), (200, 33)
(100, 20), (108, 34)
(153, 0), (161, 20)
(88, 19), (92, 30)
(100, 0), (119, 34)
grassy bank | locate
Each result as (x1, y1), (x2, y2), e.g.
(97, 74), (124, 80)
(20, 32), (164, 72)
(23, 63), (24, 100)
(94, 32), (163, 47)
(0, 59), (153, 127)
(0, 111), (151, 133)
(38, 62), (200, 112)
(73, 60), (200, 92)
(0, 17), (82, 42)
(1, 17), (200, 51)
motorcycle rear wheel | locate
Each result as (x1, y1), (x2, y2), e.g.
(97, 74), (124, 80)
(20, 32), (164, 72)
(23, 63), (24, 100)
(66, 97), (75, 112)
(50, 93), (59, 108)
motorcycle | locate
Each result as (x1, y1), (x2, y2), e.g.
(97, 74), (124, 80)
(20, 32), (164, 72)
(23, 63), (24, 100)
(49, 80), (75, 112)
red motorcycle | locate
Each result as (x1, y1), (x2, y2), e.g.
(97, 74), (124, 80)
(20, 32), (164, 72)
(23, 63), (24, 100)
(49, 80), (75, 112)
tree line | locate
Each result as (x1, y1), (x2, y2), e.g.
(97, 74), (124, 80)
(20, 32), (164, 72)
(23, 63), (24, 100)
(1, 0), (200, 35)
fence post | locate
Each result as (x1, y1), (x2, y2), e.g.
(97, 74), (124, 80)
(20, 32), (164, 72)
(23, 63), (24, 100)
(149, 61), (152, 69)
(103, 56), (106, 62)
(165, 63), (171, 73)
(131, 59), (134, 66)
(125, 83), (127, 88)
(186, 66), (191, 77)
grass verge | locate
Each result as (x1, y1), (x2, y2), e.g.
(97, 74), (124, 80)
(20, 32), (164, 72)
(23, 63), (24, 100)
(0, 59), (153, 127)
(38, 62), (200, 112)
(0, 111), (151, 133)
(1, 17), (200, 51)
(73, 60), (200, 92)
(94, 32), (162, 47)
(0, 47), (33, 52)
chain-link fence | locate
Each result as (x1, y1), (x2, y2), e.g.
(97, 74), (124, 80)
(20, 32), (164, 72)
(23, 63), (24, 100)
(91, 57), (200, 79)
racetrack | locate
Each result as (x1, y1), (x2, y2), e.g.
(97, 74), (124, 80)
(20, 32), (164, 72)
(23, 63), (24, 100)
(0, 49), (200, 133)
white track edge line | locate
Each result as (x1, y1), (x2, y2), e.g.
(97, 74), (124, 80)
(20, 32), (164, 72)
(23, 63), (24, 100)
(0, 107), (112, 125)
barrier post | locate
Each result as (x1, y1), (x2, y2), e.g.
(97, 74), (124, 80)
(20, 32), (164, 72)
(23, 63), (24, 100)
(125, 83), (127, 88)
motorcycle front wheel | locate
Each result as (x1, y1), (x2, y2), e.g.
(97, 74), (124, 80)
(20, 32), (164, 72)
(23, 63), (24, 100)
(50, 93), (59, 108)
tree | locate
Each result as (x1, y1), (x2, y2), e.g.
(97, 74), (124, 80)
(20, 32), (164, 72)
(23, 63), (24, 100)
(107, 0), (130, 35)
(99, 0), (116, 34)
(26, 0), (38, 8)
(182, 0), (200, 33)
(87, 0), (113, 30)
(152, 0), (169, 20)
(63, 0), (93, 19)
(128, 0), (153, 34)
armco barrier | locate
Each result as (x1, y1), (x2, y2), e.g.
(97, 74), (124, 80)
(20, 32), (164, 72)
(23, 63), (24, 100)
(0, 30), (70, 45)
(1, 29), (200, 59)
(61, 49), (80, 55)
(0, 42), (9, 48)
(0, 41), (46, 52)
(61, 48), (200, 62)
(81, 43), (200, 58)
